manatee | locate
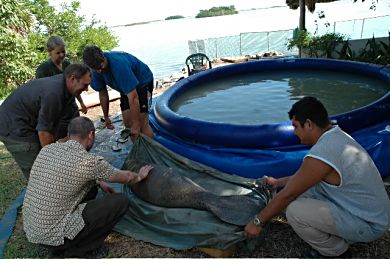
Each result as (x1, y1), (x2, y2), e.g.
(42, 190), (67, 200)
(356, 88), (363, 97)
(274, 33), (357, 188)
(124, 159), (266, 226)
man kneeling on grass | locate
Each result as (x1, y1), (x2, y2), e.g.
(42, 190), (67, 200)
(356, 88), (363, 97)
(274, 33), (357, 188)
(244, 96), (390, 258)
(22, 116), (153, 257)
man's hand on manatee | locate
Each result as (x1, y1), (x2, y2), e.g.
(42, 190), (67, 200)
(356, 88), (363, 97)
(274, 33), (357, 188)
(137, 165), (153, 181)
(126, 165), (153, 184)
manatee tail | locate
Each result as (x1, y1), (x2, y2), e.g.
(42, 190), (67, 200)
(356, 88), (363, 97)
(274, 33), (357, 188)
(202, 194), (265, 226)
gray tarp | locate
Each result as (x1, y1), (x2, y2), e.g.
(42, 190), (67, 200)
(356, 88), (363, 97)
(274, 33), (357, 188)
(113, 135), (270, 250)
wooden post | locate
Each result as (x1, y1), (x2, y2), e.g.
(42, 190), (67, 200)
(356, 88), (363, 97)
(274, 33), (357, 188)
(299, 0), (306, 31)
(298, 0), (306, 58)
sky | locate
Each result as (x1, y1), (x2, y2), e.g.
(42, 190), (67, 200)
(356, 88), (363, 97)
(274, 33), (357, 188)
(48, 0), (390, 27)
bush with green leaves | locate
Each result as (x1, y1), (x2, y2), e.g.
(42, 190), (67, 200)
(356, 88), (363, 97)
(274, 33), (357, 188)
(334, 33), (390, 66)
(288, 30), (347, 58)
(0, 0), (119, 99)
(0, 27), (37, 98)
(356, 34), (390, 65)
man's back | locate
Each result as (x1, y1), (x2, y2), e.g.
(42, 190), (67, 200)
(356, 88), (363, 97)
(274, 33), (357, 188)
(23, 140), (116, 245)
(90, 51), (153, 94)
(0, 74), (71, 143)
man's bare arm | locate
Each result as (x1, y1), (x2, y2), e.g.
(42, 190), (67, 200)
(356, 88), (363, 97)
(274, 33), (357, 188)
(245, 157), (333, 238)
(38, 131), (55, 147)
(99, 87), (114, 129)
(259, 157), (332, 223)
(76, 94), (88, 114)
(108, 165), (153, 184)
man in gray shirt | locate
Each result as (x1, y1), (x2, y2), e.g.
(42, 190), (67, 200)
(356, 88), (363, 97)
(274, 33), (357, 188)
(244, 96), (390, 258)
(0, 63), (91, 179)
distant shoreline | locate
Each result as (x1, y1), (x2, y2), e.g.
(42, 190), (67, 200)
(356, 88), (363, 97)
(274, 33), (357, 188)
(110, 5), (286, 28)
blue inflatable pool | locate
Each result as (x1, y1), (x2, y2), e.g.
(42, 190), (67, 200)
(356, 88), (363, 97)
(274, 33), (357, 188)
(150, 58), (390, 179)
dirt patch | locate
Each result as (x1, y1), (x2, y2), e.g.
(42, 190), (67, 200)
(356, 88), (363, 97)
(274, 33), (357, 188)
(102, 213), (390, 258)
(82, 99), (121, 123)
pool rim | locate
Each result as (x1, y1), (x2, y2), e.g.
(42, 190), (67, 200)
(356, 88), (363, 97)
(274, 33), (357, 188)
(152, 58), (390, 149)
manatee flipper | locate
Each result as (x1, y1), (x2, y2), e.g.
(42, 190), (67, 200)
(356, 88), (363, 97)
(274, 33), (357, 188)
(202, 193), (265, 226)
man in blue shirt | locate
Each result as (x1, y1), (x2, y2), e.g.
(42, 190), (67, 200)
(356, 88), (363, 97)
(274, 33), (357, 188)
(82, 46), (154, 142)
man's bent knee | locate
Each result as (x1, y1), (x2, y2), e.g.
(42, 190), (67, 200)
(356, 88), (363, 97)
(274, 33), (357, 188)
(107, 193), (130, 217)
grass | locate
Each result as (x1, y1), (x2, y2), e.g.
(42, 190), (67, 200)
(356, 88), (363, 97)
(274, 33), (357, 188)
(0, 143), (34, 258)
(0, 143), (26, 218)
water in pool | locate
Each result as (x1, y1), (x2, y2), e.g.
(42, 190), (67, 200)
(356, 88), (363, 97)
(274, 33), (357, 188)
(171, 69), (389, 125)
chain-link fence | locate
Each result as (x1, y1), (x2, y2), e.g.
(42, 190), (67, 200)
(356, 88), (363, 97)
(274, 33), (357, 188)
(333, 15), (389, 39)
(188, 15), (389, 59)
(188, 29), (297, 59)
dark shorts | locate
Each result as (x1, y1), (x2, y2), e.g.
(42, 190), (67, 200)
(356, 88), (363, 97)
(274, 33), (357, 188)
(120, 80), (153, 113)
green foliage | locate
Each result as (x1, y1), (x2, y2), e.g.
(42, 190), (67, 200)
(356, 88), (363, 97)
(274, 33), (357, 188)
(0, 0), (37, 98)
(25, 0), (118, 62)
(0, 0), (118, 99)
(288, 30), (312, 51)
(357, 36), (383, 63)
(0, 0), (34, 35)
(335, 34), (390, 66)
(288, 30), (347, 58)
(0, 28), (37, 98)
(196, 5), (238, 18)
(165, 15), (184, 20)
(289, 29), (390, 66)
(379, 34), (390, 65)
(355, 34), (390, 65)
(336, 40), (356, 60)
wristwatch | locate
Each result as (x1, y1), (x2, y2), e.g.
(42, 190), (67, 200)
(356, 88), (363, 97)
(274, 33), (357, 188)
(253, 215), (265, 228)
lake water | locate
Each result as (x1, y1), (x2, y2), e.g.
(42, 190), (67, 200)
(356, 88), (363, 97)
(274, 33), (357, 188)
(171, 70), (389, 125)
(112, 3), (390, 80)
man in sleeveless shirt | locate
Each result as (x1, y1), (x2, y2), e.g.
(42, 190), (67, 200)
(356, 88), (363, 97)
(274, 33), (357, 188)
(244, 96), (390, 257)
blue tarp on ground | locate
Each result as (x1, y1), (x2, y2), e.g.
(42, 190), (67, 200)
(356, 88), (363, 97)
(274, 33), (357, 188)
(0, 189), (25, 259)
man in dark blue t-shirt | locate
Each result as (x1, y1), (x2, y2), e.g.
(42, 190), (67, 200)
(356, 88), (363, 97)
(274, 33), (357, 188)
(82, 45), (154, 142)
